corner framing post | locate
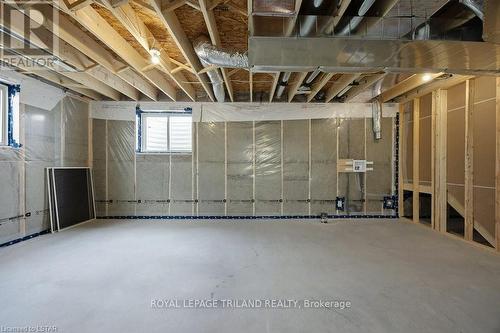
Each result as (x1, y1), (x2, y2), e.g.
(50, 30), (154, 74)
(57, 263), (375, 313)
(398, 103), (405, 216)
(495, 77), (500, 252)
(465, 79), (475, 241)
(433, 89), (447, 233)
(412, 98), (420, 223)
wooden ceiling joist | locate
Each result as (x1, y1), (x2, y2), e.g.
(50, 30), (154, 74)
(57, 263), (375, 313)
(32, 4), (158, 100)
(199, 0), (234, 101)
(269, 72), (279, 102)
(342, 73), (387, 102)
(395, 75), (474, 104)
(100, 1), (197, 101)
(67, 0), (93, 11)
(1, 6), (137, 100)
(287, 72), (307, 102)
(376, 73), (443, 103)
(131, 0), (157, 15)
(61, 72), (121, 100)
(61, 1), (178, 100)
(325, 73), (361, 103)
(19, 69), (103, 100)
(150, 0), (216, 101)
(307, 73), (334, 102)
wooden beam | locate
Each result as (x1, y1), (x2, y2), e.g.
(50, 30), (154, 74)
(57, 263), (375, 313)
(1, 7), (138, 100)
(22, 69), (103, 100)
(285, 0), (303, 36)
(209, 0), (226, 10)
(131, 0), (156, 13)
(111, 0), (130, 7)
(398, 103), (405, 216)
(395, 75), (474, 104)
(448, 192), (496, 246)
(185, 0), (201, 11)
(376, 73), (442, 103)
(101, 1), (196, 100)
(225, 1), (247, 16)
(413, 98), (420, 223)
(331, 0), (352, 30)
(249, 71), (253, 102)
(307, 73), (334, 102)
(162, 0), (187, 12)
(496, 76), (500, 251)
(151, 0), (216, 101)
(325, 73), (361, 103)
(287, 72), (307, 102)
(465, 79), (475, 241)
(269, 72), (279, 102)
(61, 72), (121, 100)
(86, 65), (139, 100)
(61, 2), (177, 100)
(343, 73), (386, 103)
(432, 89), (447, 232)
(68, 0), (93, 11)
(199, 0), (234, 101)
(248, 0), (254, 36)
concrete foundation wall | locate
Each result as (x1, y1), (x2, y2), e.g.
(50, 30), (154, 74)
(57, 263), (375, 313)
(93, 117), (396, 217)
(0, 96), (89, 244)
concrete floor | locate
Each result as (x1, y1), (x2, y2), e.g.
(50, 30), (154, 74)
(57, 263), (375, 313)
(0, 219), (499, 333)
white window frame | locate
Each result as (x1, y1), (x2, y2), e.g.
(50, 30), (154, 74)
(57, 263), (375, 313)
(137, 111), (192, 154)
(0, 84), (8, 146)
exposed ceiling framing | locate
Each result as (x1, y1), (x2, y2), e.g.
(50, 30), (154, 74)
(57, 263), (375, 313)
(0, 0), (492, 103)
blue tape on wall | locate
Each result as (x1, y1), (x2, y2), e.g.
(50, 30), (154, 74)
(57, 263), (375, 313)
(97, 215), (398, 220)
(0, 229), (50, 248)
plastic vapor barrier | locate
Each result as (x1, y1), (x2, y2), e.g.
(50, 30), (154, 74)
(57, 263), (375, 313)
(93, 113), (397, 218)
(0, 95), (90, 245)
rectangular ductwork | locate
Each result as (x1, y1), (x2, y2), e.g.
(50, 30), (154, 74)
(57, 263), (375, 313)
(249, 37), (500, 75)
(483, 0), (500, 44)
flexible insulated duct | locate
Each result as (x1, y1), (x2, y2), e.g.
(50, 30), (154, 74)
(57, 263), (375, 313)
(193, 36), (248, 69)
(372, 100), (382, 140)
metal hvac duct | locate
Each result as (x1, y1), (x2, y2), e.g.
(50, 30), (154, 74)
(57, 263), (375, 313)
(335, 0), (400, 36)
(193, 36), (249, 102)
(337, 0), (377, 36)
(193, 36), (248, 68)
(411, 0), (484, 40)
(299, 0), (340, 36)
(372, 100), (382, 140)
(193, 37), (225, 102)
(276, 72), (291, 99)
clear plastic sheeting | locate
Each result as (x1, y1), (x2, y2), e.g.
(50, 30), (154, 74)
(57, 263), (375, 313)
(310, 118), (337, 215)
(93, 115), (396, 218)
(255, 121), (281, 215)
(0, 95), (90, 245)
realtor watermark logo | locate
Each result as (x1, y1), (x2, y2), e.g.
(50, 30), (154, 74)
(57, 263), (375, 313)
(0, 1), (59, 70)
(151, 298), (352, 310)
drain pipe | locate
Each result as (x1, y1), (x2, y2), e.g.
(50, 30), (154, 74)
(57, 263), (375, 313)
(337, 0), (376, 36)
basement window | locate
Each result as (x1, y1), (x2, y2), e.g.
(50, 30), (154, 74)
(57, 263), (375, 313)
(136, 107), (192, 154)
(0, 81), (21, 148)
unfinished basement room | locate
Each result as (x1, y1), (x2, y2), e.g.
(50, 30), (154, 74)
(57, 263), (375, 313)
(0, 0), (500, 332)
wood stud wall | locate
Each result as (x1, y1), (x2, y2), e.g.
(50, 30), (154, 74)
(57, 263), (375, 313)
(401, 78), (500, 253)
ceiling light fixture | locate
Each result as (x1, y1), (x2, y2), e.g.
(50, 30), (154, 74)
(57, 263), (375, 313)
(150, 47), (161, 65)
(422, 73), (432, 82)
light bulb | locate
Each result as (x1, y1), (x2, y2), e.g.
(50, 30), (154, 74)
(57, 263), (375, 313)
(422, 73), (432, 82)
(150, 48), (161, 65)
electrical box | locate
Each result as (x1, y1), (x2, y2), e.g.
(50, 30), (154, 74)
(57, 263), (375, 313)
(337, 159), (373, 173)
